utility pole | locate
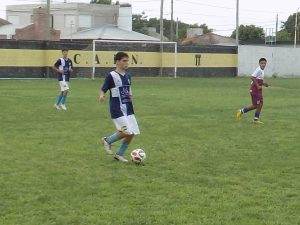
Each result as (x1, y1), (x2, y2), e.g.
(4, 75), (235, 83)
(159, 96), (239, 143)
(170, 0), (174, 41)
(176, 17), (179, 40)
(235, 0), (239, 46)
(294, 8), (300, 48)
(235, 0), (239, 77)
(46, 0), (50, 41)
(275, 14), (278, 42)
(46, 0), (51, 78)
(160, 0), (164, 41)
(159, 0), (164, 76)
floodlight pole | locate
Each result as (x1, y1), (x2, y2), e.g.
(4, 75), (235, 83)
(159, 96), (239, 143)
(294, 7), (300, 48)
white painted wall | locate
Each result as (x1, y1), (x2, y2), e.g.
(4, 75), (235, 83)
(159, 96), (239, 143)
(238, 45), (300, 77)
(117, 6), (132, 31)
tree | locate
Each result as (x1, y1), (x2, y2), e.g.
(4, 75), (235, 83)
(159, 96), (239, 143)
(132, 13), (213, 41)
(231, 25), (264, 41)
(132, 12), (148, 34)
(90, 0), (111, 4)
(280, 13), (299, 40)
(277, 30), (292, 41)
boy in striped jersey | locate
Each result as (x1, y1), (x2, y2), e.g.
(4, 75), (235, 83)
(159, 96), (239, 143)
(99, 52), (140, 162)
(52, 49), (73, 110)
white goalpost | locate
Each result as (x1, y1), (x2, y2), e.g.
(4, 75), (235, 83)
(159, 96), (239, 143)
(92, 40), (177, 80)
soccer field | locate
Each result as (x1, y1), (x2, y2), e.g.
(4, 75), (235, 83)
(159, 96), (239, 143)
(1, 77), (300, 225)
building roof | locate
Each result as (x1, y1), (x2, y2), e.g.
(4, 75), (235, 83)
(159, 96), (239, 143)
(0, 18), (11, 26)
(182, 32), (236, 46)
(61, 24), (160, 41)
(146, 27), (169, 41)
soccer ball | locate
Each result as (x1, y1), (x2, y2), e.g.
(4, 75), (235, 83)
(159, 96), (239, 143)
(130, 149), (146, 163)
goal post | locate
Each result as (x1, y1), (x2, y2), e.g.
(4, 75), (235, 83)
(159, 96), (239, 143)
(92, 40), (177, 79)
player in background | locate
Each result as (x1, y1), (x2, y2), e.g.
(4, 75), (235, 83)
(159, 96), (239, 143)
(236, 58), (269, 124)
(52, 49), (73, 111)
(99, 52), (140, 162)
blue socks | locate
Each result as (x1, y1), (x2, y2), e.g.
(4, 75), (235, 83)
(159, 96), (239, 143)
(55, 95), (67, 105)
(61, 96), (67, 104)
(117, 143), (129, 156)
(106, 133), (120, 144)
(55, 95), (63, 105)
(241, 107), (261, 120)
(241, 107), (249, 113)
(254, 112), (260, 120)
(106, 133), (131, 156)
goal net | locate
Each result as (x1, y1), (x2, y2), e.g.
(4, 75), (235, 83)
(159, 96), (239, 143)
(92, 40), (177, 79)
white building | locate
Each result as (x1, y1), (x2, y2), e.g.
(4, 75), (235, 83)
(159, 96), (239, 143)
(6, 2), (132, 37)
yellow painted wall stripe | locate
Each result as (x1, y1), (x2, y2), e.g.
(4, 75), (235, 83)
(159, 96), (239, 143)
(0, 49), (237, 68)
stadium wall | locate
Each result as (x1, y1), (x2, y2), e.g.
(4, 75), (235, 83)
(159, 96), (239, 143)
(0, 40), (237, 78)
(238, 45), (300, 77)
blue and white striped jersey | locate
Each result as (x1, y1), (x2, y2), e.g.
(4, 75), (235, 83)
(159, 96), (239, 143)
(101, 71), (135, 119)
(54, 58), (73, 81)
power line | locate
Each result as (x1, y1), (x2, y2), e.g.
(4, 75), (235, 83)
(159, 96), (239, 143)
(179, 0), (286, 14)
(180, 0), (235, 10)
(211, 21), (276, 27)
(167, 11), (277, 21)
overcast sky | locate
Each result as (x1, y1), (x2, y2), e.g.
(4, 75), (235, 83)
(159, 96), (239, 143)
(0, 0), (300, 36)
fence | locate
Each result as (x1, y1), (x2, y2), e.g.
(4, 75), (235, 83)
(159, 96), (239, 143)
(0, 40), (238, 78)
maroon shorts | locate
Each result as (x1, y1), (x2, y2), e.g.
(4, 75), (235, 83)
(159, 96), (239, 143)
(251, 95), (263, 106)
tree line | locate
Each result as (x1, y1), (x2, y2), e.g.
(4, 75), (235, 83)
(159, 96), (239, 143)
(132, 12), (299, 42)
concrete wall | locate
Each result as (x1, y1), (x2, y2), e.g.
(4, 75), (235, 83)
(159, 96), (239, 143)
(238, 45), (300, 77)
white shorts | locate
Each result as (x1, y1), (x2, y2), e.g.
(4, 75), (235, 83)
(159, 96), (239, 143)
(113, 115), (140, 135)
(59, 81), (69, 92)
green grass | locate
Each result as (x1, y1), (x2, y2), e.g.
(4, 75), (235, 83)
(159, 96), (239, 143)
(1, 77), (300, 225)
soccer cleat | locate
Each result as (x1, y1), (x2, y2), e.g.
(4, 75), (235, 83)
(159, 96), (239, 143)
(54, 104), (61, 110)
(236, 109), (242, 121)
(101, 137), (113, 155)
(114, 154), (128, 162)
(253, 120), (264, 125)
(60, 104), (67, 110)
